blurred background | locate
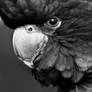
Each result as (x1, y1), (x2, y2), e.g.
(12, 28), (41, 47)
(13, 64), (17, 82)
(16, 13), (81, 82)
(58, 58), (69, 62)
(0, 18), (56, 92)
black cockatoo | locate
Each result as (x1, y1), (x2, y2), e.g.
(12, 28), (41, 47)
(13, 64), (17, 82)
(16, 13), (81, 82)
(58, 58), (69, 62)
(0, 0), (92, 92)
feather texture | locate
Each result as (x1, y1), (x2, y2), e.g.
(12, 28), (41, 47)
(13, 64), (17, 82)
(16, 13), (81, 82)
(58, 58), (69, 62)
(1, 0), (92, 92)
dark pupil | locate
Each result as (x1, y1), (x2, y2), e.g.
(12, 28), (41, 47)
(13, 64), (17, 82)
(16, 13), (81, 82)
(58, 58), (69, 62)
(49, 18), (58, 25)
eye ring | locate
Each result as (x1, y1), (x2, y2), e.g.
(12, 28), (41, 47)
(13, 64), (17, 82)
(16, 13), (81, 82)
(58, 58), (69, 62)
(46, 16), (62, 29)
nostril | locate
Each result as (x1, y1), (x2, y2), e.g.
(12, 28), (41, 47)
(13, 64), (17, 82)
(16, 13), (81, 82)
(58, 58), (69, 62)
(25, 25), (33, 32)
(28, 27), (33, 32)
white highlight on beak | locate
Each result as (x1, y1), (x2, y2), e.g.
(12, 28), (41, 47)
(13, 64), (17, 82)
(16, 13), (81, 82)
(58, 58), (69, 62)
(23, 60), (33, 68)
(13, 25), (48, 68)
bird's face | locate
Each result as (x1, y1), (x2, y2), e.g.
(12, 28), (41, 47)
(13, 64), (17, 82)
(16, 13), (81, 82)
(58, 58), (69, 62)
(2, 0), (92, 91)
(12, 17), (62, 69)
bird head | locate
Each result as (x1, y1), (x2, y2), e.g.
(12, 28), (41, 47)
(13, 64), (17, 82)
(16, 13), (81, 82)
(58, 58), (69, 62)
(12, 16), (62, 70)
(1, 0), (92, 92)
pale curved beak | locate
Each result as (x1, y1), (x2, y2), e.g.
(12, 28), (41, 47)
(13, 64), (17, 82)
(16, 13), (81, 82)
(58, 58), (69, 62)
(12, 25), (48, 68)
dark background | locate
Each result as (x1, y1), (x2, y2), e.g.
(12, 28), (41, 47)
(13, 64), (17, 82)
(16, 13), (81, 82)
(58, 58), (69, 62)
(0, 19), (56, 92)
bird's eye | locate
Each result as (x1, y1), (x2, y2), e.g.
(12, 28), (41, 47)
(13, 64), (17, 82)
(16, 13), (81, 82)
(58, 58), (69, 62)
(47, 17), (62, 29)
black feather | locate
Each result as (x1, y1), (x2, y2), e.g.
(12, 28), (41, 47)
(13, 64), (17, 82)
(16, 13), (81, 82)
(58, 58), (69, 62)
(1, 0), (92, 92)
